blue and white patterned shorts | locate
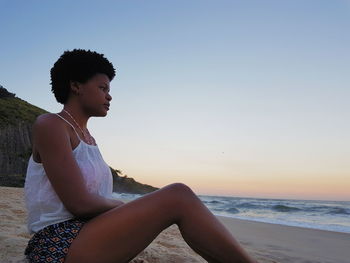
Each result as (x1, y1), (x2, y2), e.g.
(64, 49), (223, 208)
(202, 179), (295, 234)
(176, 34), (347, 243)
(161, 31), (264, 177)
(24, 218), (89, 263)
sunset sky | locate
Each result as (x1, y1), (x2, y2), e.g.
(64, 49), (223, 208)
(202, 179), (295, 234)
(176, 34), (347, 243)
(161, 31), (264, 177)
(1, 0), (349, 201)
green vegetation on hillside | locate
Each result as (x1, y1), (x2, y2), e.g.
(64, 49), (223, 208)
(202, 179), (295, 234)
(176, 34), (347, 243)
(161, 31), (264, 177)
(110, 168), (159, 194)
(0, 86), (47, 128)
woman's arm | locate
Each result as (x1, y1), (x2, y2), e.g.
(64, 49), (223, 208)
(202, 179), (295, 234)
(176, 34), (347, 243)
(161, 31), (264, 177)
(75, 197), (125, 219)
(32, 114), (123, 218)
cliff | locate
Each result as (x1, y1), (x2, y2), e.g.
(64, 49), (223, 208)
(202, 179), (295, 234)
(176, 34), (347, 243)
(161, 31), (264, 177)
(0, 123), (34, 187)
(0, 86), (47, 185)
(0, 85), (158, 194)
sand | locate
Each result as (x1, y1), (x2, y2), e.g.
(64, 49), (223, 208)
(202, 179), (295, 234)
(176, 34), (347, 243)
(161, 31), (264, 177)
(1, 186), (349, 263)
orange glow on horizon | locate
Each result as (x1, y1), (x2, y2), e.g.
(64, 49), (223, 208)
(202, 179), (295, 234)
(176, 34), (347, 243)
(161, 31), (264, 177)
(128, 170), (350, 201)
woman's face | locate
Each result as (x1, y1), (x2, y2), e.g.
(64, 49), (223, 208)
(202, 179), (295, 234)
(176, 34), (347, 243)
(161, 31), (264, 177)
(78, 73), (112, 117)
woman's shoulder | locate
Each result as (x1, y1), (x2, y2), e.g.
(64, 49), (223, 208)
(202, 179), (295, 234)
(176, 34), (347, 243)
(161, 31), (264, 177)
(31, 113), (77, 155)
(34, 113), (61, 126)
(32, 113), (67, 135)
(35, 112), (58, 122)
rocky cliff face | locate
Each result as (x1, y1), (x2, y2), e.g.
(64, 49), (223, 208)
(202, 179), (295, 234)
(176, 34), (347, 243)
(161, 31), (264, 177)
(0, 121), (33, 175)
(0, 86), (44, 181)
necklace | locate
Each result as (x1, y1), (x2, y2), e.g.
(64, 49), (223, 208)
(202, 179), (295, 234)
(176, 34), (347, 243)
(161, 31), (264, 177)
(63, 109), (95, 145)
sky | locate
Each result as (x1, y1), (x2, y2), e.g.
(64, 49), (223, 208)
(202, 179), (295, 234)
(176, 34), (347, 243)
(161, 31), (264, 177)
(0, 0), (349, 201)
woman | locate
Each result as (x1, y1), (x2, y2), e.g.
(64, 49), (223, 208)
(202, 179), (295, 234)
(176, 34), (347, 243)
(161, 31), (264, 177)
(24, 49), (257, 263)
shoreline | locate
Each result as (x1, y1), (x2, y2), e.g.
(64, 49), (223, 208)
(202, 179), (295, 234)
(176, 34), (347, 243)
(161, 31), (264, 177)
(215, 214), (350, 234)
(1, 186), (349, 263)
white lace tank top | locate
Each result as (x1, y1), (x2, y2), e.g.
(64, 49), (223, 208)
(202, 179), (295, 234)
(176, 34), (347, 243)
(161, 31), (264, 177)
(24, 114), (113, 234)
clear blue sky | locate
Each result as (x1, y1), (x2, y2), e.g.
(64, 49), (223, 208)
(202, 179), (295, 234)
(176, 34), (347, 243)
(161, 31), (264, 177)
(1, 0), (349, 200)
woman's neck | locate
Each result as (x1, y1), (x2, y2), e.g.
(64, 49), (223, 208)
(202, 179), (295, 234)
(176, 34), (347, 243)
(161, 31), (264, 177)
(61, 106), (89, 129)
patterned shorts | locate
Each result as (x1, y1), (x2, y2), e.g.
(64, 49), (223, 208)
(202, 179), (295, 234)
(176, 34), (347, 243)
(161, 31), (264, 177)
(24, 218), (89, 263)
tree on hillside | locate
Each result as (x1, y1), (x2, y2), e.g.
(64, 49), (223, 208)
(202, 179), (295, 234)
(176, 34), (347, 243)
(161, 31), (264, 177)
(0, 85), (16, 98)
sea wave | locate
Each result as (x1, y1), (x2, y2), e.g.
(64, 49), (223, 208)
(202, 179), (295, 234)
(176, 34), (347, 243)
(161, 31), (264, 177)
(225, 207), (240, 214)
(236, 202), (261, 209)
(204, 200), (223, 204)
(272, 205), (301, 212)
(326, 207), (350, 215)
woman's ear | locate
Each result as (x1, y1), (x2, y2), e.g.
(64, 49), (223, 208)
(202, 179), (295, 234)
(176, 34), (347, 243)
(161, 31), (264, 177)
(70, 81), (81, 95)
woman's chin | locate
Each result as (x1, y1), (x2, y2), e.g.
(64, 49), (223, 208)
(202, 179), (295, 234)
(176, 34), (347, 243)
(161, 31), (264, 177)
(93, 110), (108, 117)
(102, 106), (110, 116)
(100, 111), (108, 117)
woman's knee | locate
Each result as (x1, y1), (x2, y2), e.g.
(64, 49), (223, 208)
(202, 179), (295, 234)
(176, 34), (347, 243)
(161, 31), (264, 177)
(161, 183), (199, 210)
(165, 182), (195, 197)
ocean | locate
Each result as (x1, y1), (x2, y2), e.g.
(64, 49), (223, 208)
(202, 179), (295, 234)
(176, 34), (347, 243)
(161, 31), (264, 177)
(111, 192), (350, 234)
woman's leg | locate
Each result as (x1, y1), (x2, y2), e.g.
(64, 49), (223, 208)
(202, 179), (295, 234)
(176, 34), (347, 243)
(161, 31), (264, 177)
(65, 183), (256, 263)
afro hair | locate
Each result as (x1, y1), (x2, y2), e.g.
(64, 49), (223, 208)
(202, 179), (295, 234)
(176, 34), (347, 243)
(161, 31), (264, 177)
(50, 49), (116, 104)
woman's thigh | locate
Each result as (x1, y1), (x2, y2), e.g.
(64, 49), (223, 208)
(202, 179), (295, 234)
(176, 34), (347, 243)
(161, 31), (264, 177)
(64, 183), (193, 263)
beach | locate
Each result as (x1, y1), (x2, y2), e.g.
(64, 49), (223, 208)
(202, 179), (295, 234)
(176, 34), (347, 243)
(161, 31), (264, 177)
(1, 186), (349, 263)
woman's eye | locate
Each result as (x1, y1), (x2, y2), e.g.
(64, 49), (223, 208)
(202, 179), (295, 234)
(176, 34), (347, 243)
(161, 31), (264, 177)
(100, 86), (107, 91)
